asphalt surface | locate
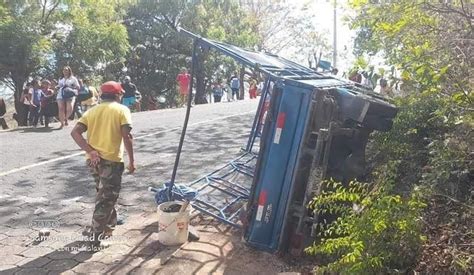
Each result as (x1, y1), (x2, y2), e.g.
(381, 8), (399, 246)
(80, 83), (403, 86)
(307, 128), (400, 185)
(0, 100), (259, 231)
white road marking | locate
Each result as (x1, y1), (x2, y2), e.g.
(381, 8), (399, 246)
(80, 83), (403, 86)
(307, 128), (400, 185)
(0, 111), (254, 177)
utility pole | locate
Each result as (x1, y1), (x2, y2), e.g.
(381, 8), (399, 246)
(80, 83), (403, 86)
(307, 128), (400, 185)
(332, 0), (337, 68)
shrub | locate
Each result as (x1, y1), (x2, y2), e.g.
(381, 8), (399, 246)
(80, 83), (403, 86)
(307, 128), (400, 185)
(305, 179), (427, 274)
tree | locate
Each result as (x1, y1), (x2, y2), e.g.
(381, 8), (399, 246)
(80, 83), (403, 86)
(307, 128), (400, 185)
(54, 0), (130, 80)
(118, 0), (260, 106)
(182, 0), (260, 103)
(0, 0), (130, 125)
(114, 0), (191, 108)
(0, 0), (61, 125)
(349, 0), (472, 96)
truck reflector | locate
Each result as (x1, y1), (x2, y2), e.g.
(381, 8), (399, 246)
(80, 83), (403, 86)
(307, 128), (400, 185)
(274, 112), (286, 144)
(256, 190), (267, 222)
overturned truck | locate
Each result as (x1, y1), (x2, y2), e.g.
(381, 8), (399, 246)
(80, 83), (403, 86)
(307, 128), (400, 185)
(244, 79), (397, 253)
(168, 28), (398, 253)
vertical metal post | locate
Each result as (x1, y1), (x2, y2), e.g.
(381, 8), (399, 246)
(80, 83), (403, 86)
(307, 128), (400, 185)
(168, 39), (199, 200)
(332, 0), (337, 68)
(246, 78), (271, 152)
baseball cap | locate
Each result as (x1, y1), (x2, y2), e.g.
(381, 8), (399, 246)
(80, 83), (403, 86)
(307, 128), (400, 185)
(100, 81), (124, 94)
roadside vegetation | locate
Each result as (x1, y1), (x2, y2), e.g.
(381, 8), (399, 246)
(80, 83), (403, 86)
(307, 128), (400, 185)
(306, 1), (473, 274)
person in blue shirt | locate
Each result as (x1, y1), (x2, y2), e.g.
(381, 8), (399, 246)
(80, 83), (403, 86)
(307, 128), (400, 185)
(29, 79), (44, 128)
(228, 72), (240, 101)
(212, 82), (223, 103)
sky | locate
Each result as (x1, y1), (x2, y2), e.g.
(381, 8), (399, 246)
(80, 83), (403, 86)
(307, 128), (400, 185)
(278, 0), (356, 73)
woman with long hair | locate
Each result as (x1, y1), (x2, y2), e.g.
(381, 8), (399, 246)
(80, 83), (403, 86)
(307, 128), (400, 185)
(57, 66), (79, 128)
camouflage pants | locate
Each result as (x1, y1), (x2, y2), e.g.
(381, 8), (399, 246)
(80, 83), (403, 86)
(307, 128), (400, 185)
(88, 159), (124, 234)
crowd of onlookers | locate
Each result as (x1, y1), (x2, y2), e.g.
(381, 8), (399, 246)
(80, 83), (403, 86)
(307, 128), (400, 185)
(0, 66), (394, 131)
(4, 66), (146, 130)
(15, 66), (102, 129)
(210, 72), (259, 103)
(0, 66), (262, 130)
(176, 68), (262, 105)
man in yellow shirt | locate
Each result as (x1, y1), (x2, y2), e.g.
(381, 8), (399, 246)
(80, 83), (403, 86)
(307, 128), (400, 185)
(71, 81), (135, 247)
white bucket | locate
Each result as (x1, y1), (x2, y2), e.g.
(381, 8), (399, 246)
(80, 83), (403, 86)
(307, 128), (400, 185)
(157, 201), (190, 245)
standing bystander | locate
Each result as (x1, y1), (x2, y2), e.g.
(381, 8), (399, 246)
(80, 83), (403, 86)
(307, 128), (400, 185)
(212, 82), (223, 103)
(121, 76), (138, 110)
(176, 68), (191, 106)
(39, 79), (56, 128)
(229, 72), (240, 101)
(19, 83), (32, 126)
(57, 66), (80, 128)
(249, 79), (257, 99)
(71, 81), (135, 247)
(379, 79), (394, 97)
(29, 79), (43, 128)
(0, 97), (8, 129)
(81, 79), (99, 112)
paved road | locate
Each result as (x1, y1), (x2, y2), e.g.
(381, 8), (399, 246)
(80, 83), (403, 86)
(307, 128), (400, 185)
(0, 100), (259, 231)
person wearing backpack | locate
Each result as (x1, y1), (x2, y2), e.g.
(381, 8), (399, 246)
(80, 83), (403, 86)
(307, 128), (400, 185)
(80, 78), (99, 112)
(229, 72), (240, 101)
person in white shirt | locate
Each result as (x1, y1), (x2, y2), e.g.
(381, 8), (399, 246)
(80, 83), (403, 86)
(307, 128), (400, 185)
(57, 66), (80, 128)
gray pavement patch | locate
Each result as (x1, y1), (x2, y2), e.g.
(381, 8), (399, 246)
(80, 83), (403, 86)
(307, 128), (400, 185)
(14, 257), (52, 268)
(43, 259), (78, 271)
(72, 261), (108, 274)
(20, 246), (54, 258)
(13, 267), (49, 275)
(0, 254), (25, 266)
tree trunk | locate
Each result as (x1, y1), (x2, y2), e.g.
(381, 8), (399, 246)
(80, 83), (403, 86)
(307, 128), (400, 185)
(12, 77), (27, 126)
(194, 46), (209, 105)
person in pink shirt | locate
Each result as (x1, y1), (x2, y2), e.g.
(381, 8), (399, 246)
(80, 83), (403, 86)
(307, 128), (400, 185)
(176, 68), (191, 106)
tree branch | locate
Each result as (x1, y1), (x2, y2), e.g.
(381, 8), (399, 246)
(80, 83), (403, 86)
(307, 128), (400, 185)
(40, 0), (47, 24)
(43, 0), (61, 30)
(0, 78), (15, 92)
(424, 2), (473, 31)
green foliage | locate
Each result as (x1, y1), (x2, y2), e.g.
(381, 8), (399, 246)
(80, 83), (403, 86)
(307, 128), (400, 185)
(55, 0), (130, 78)
(371, 90), (473, 196)
(0, 0), (58, 91)
(349, 0), (471, 96)
(306, 180), (427, 274)
(367, 90), (472, 273)
(348, 0), (473, 201)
